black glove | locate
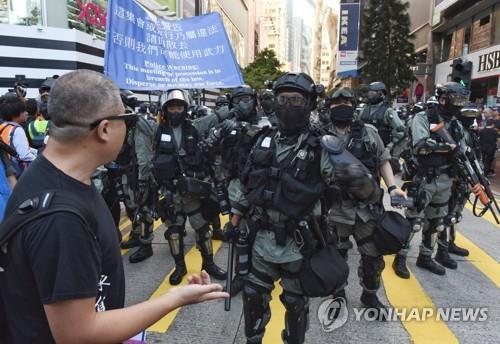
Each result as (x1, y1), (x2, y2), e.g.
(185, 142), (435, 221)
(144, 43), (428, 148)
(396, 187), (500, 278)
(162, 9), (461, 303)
(223, 221), (239, 241)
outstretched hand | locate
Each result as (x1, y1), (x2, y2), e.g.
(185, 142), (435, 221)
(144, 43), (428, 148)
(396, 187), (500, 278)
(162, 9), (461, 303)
(166, 271), (229, 307)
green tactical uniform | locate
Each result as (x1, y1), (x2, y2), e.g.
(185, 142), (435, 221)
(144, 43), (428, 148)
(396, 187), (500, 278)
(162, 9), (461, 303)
(327, 124), (390, 288)
(230, 128), (342, 344)
(400, 110), (466, 268)
(153, 89), (226, 285)
(119, 115), (158, 262)
(358, 101), (406, 155)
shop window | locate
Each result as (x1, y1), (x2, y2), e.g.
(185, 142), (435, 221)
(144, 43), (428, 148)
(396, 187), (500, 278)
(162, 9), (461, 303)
(480, 15), (490, 26)
(0, 0), (42, 26)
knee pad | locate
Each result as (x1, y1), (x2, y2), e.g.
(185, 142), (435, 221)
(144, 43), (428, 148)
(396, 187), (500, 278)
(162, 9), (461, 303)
(428, 218), (445, 233)
(279, 291), (308, 312)
(408, 218), (424, 233)
(444, 212), (457, 226)
(164, 226), (184, 240)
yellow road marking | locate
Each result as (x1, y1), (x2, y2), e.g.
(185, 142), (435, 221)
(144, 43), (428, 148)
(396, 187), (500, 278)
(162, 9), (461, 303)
(147, 215), (228, 333)
(464, 202), (500, 227)
(263, 282), (285, 344)
(121, 220), (163, 256)
(119, 219), (132, 232)
(382, 255), (459, 344)
(454, 232), (500, 287)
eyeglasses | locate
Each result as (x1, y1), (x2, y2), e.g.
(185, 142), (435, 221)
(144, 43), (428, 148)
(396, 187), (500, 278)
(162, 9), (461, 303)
(276, 95), (306, 107)
(89, 113), (138, 130)
(232, 95), (253, 104)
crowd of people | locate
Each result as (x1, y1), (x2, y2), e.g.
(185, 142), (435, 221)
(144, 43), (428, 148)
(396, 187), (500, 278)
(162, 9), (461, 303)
(0, 69), (498, 344)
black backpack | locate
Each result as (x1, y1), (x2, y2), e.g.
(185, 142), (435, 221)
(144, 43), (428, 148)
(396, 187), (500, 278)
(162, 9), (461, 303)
(0, 190), (97, 332)
(0, 190), (98, 255)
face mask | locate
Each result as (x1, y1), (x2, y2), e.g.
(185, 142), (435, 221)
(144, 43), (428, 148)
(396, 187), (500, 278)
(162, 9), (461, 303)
(438, 103), (460, 121)
(215, 105), (230, 120)
(275, 104), (310, 136)
(167, 111), (185, 127)
(329, 104), (354, 123)
(459, 116), (474, 128)
(367, 91), (382, 104)
(261, 99), (274, 114)
(235, 99), (256, 120)
(318, 108), (330, 125)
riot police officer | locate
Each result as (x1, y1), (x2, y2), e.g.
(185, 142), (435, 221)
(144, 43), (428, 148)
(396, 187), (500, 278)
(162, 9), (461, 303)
(258, 89), (277, 126)
(227, 73), (379, 344)
(152, 89), (226, 285)
(115, 90), (158, 263)
(326, 87), (406, 313)
(358, 82), (406, 172)
(444, 105), (480, 258)
(207, 85), (269, 296)
(393, 82), (469, 278)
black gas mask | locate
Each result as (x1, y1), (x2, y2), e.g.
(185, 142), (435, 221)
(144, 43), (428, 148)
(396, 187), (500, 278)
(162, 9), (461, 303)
(167, 110), (186, 127)
(438, 101), (461, 121)
(261, 97), (275, 114)
(330, 104), (355, 127)
(275, 93), (310, 136)
(367, 90), (383, 105)
(232, 96), (256, 120)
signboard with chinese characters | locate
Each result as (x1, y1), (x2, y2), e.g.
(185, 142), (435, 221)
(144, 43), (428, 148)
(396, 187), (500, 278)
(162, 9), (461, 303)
(336, 3), (360, 78)
(105, 0), (244, 90)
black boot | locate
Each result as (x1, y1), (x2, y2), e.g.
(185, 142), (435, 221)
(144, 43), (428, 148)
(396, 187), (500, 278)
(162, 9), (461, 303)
(449, 225), (469, 256)
(129, 244), (153, 263)
(392, 254), (410, 279)
(212, 227), (226, 241)
(435, 245), (458, 269)
(416, 254), (446, 275)
(120, 230), (141, 249)
(448, 241), (469, 256)
(167, 231), (187, 285)
(198, 226), (227, 280)
(169, 255), (187, 285)
(202, 259), (227, 280)
(360, 291), (388, 321)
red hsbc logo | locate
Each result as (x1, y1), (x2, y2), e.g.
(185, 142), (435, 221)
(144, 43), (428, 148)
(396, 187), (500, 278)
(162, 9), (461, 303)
(76, 0), (107, 28)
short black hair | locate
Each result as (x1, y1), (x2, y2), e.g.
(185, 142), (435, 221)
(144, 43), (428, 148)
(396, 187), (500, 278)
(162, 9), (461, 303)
(0, 96), (26, 122)
(25, 98), (39, 117)
(486, 118), (495, 127)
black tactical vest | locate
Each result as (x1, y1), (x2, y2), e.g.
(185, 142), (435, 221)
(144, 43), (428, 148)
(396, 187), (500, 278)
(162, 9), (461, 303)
(242, 128), (326, 220)
(220, 122), (258, 179)
(417, 111), (455, 167)
(152, 121), (206, 183)
(347, 121), (380, 182)
(360, 104), (391, 146)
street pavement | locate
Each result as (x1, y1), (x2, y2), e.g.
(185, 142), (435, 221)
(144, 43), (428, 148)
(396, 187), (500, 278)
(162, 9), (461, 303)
(120, 187), (500, 344)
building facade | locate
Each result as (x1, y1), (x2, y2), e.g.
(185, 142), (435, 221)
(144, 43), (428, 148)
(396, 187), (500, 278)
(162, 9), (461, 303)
(432, 0), (500, 106)
(258, 0), (288, 68)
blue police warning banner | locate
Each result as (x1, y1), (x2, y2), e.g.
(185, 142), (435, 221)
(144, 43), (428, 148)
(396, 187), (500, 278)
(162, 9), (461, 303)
(336, 3), (360, 78)
(104, 0), (244, 90)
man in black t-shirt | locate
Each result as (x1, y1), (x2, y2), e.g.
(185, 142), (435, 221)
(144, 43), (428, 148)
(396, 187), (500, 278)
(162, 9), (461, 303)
(0, 70), (228, 344)
(479, 119), (498, 176)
